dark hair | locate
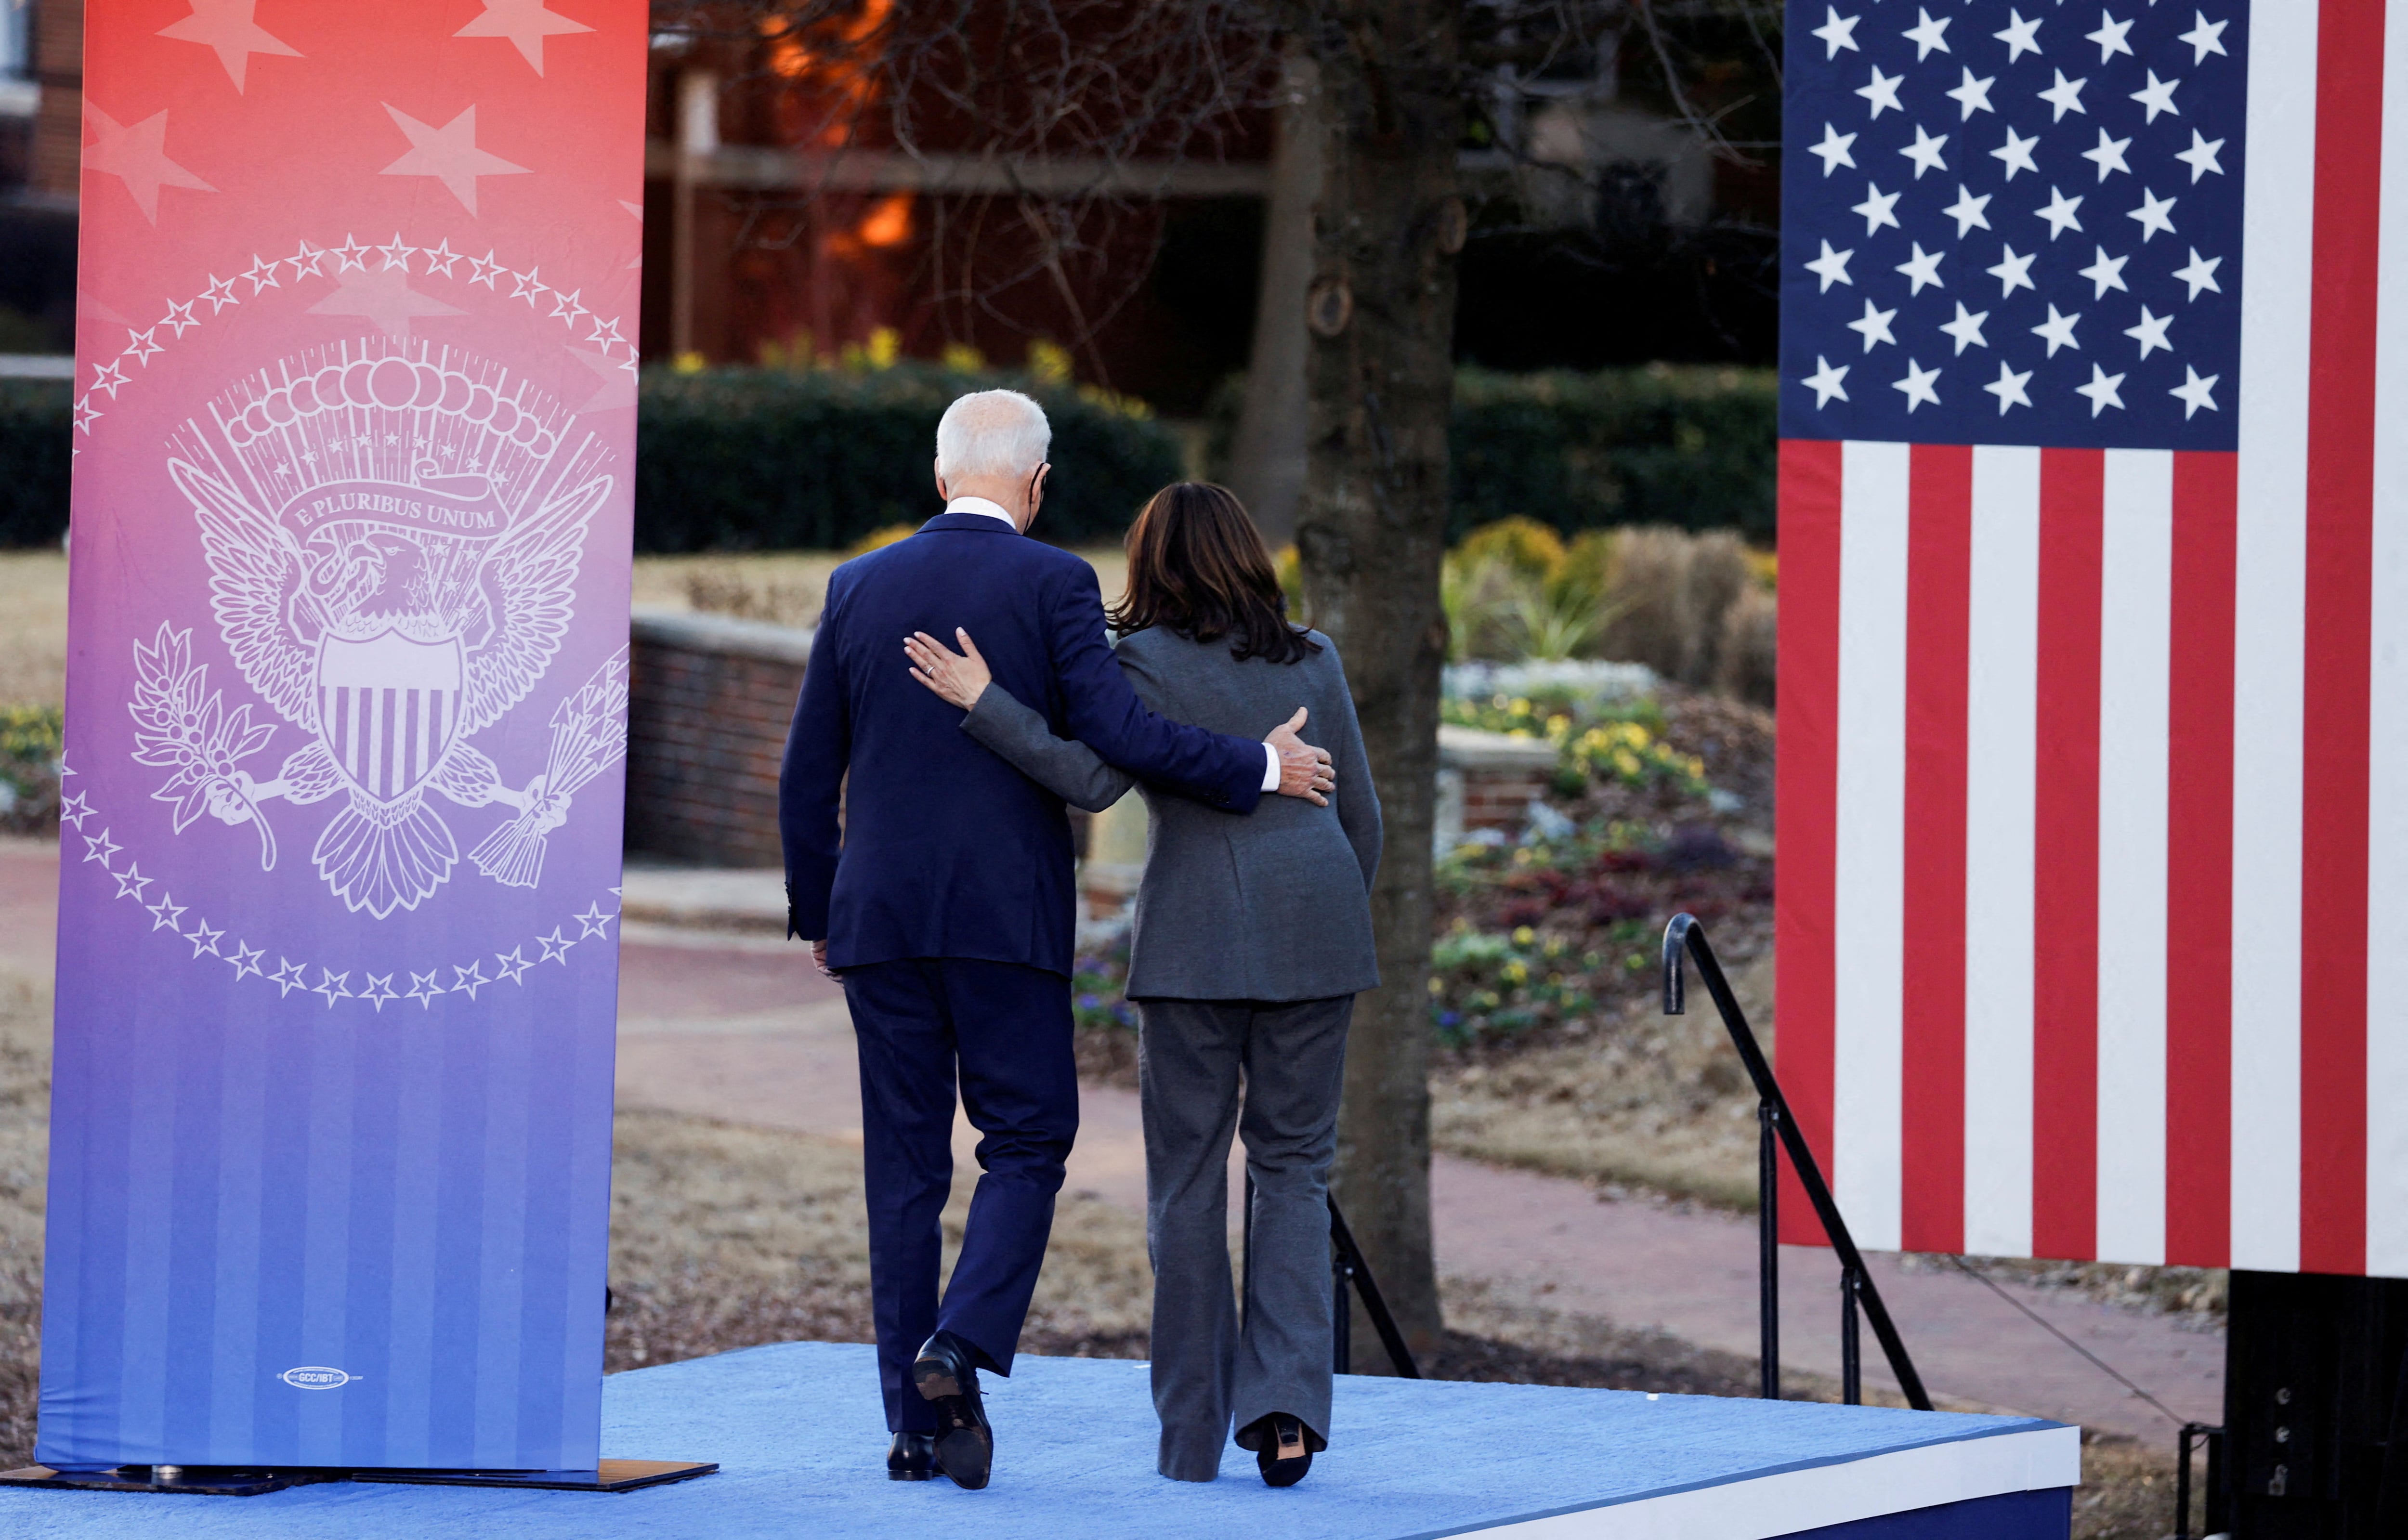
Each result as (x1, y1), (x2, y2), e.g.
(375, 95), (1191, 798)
(1107, 482), (1321, 666)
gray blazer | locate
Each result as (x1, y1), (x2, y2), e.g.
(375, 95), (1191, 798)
(961, 626), (1381, 1003)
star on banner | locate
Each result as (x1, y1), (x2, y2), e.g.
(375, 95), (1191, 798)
(455, 0), (594, 76)
(494, 947), (534, 984)
(575, 901), (616, 940)
(1801, 355), (1851, 407)
(406, 969), (447, 1008)
(185, 919), (224, 959)
(537, 926), (576, 964)
(156, 0), (301, 92)
(568, 345), (636, 411)
(307, 265), (464, 339)
(380, 104), (531, 215)
(2171, 365), (2221, 418)
(83, 103), (215, 225)
(376, 232), (418, 272)
(269, 958), (308, 996)
(225, 941), (264, 980)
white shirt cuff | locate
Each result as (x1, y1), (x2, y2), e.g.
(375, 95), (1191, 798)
(1261, 743), (1282, 792)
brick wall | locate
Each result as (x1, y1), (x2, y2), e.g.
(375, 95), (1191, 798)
(30, 0), (80, 199)
(624, 610), (809, 867)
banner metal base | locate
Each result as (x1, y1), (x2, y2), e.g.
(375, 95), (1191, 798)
(0, 1459), (718, 1497)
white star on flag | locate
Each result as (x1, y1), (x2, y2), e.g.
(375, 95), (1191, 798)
(2128, 187), (2178, 242)
(2036, 186), (2085, 241)
(1943, 185), (1992, 236)
(156, 0), (301, 91)
(1938, 302), (1990, 354)
(307, 265), (465, 339)
(1987, 244), (2037, 297)
(2076, 362), (2128, 416)
(2038, 70), (2089, 122)
(380, 104), (531, 215)
(2175, 131), (2225, 183)
(377, 233), (418, 272)
(422, 237), (466, 277)
(1814, 7), (1860, 59)
(330, 233), (371, 272)
(1811, 123), (1859, 177)
(201, 274), (239, 311)
(2086, 11), (2134, 65)
(2131, 72), (2182, 124)
(2170, 365), (2221, 418)
(1894, 242), (1946, 295)
(1852, 182), (1901, 235)
(2180, 12), (2228, 65)
(2081, 129), (2132, 183)
(1892, 359), (1942, 412)
(2125, 306), (2174, 359)
(1984, 360), (2034, 414)
(454, 0), (595, 76)
(82, 103), (215, 224)
(285, 239), (327, 278)
(1858, 65), (1905, 119)
(1945, 69), (1994, 121)
(159, 299), (199, 337)
(1992, 126), (2040, 181)
(1899, 125), (1949, 179)
(2079, 246), (2129, 299)
(469, 249), (507, 287)
(1994, 10), (2043, 65)
(1805, 240), (1856, 292)
(2031, 303), (2082, 356)
(1901, 8), (1951, 61)
(1847, 298), (1898, 351)
(2172, 247), (2223, 299)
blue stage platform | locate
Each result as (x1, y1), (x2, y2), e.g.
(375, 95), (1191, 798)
(0, 1342), (2079, 1539)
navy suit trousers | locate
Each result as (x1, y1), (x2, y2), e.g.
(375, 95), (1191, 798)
(842, 956), (1079, 1433)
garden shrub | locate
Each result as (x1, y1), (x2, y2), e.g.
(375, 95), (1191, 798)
(633, 364), (1181, 551)
(0, 382), (70, 549)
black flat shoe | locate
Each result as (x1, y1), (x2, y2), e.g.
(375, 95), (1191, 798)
(888, 1430), (937, 1481)
(1239, 1412), (1319, 1488)
(912, 1331), (994, 1490)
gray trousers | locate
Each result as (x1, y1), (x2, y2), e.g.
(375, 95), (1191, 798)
(1137, 994), (1352, 1482)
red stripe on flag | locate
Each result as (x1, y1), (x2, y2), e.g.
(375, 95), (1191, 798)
(2166, 452), (2237, 1268)
(2300, 0), (2382, 1276)
(1900, 444), (1970, 1255)
(1777, 439), (1844, 1247)
(2032, 448), (2102, 1262)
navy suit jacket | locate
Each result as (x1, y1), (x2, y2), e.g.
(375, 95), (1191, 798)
(780, 511), (1269, 975)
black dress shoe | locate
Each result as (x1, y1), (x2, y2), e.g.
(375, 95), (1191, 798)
(911, 1331), (993, 1490)
(1237, 1412), (1321, 1488)
(888, 1431), (937, 1481)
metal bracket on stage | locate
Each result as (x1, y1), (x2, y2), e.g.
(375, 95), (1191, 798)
(0, 1459), (718, 1497)
(1662, 913), (1934, 1411)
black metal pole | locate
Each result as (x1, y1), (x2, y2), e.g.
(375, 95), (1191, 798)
(1663, 914), (1933, 1411)
(1759, 1098), (1780, 1401)
(1327, 1196), (1422, 1379)
(1840, 1266), (1862, 1405)
(1330, 1228), (1353, 1374)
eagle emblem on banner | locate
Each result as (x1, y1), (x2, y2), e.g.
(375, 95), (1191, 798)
(131, 339), (627, 919)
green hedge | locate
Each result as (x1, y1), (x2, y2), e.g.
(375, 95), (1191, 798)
(0, 362), (1772, 550)
(633, 365), (1181, 551)
(0, 365), (1180, 551)
(0, 381), (69, 549)
(1448, 365), (1777, 543)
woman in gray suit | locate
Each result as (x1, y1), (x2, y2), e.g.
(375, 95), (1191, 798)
(902, 482), (1380, 1488)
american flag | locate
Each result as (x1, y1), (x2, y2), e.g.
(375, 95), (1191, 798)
(1776, 0), (2406, 1279)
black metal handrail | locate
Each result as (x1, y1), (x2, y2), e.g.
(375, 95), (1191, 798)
(1662, 913), (1932, 1410)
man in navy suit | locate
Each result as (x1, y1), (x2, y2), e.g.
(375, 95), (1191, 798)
(781, 390), (1333, 1489)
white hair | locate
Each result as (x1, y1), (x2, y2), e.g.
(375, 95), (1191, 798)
(935, 390), (1051, 483)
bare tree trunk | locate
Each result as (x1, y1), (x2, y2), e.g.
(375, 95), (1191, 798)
(1294, 0), (1462, 1372)
(1227, 45), (1322, 546)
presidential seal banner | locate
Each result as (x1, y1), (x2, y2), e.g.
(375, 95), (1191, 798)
(41, 1), (646, 1469)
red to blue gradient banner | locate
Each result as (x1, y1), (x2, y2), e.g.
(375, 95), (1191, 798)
(42, 1), (646, 1470)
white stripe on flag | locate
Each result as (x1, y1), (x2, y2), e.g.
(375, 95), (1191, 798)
(2094, 449), (2173, 1266)
(1834, 440), (1910, 1253)
(2368, 1), (2408, 1280)
(1963, 445), (2041, 1259)
(2230, 0), (2318, 1274)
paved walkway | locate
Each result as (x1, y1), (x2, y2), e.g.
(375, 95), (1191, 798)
(7, 841), (2224, 1443)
